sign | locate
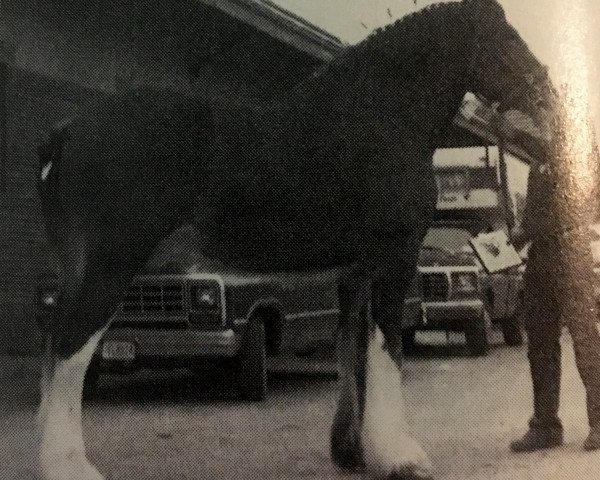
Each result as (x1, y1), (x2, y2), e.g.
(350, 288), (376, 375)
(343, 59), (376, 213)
(469, 230), (523, 273)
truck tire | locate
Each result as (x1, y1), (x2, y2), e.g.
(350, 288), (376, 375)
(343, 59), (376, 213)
(237, 317), (267, 401)
(465, 311), (489, 356)
(401, 329), (417, 354)
(83, 360), (100, 401)
(501, 315), (524, 346)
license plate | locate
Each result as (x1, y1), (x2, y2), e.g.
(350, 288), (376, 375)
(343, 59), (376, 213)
(101, 341), (136, 361)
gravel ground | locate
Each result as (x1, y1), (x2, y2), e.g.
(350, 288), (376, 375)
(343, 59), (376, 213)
(2, 329), (599, 480)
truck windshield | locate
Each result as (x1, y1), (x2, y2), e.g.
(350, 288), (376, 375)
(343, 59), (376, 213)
(422, 228), (474, 254)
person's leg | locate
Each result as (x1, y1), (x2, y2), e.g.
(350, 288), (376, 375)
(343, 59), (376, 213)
(511, 318), (563, 451)
(560, 235), (600, 450)
(570, 313), (600, 450)
(511, 246), (564, 452)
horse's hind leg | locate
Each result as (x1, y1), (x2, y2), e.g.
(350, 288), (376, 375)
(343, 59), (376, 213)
(37, 255), (134, 480)
(39, 329), (107, 480)
(36, 230), (88, 464)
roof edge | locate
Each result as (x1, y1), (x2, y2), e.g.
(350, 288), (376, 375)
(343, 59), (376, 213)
(199, 0), (345, 61)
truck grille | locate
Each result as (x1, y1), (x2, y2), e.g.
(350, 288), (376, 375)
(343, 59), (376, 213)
(121, 283), (185, 313)
(422, 273), (449, 301)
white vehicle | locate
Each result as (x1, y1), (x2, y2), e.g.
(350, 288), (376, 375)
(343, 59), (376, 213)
(402, 223), (524, 356)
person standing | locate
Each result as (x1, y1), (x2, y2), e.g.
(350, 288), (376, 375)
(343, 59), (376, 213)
(500, 100), (600, 452)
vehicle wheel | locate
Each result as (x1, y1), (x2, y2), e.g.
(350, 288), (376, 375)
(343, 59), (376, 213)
(237, 317), (267, 401)
(502, 315), (524, 346)
(465, 311), (489, 356)
(401, 329), (417, 354)
(83, 360), (100, 401)
(501, 296), (525, 346)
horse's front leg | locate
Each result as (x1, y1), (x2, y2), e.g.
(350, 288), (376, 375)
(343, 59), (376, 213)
(37, 261), (133, 480)
(361, 278), (432, 480)
(331, 271), (432, 479)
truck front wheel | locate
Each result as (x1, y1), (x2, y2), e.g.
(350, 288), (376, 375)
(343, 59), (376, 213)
(500, 294), (524, 346)
(465, 311), (489, 356)
(401, 329), (417, 354)
(502, 315), (524, 346)
(237, 317), (267, 401)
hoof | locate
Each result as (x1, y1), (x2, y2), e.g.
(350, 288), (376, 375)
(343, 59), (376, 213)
(331, 432), (365, 472)
(363, 434), (433, 480)
(331, 446), (365, 472)
(330, 403), (365, 472)
(583, 427), (600, 451)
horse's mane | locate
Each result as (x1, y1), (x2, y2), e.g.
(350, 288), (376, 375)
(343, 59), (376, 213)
(347, 1), (465, 60)
(285, 1), (469, 105)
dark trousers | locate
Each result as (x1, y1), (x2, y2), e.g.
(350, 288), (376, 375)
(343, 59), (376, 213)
(524, 231), (600, 428)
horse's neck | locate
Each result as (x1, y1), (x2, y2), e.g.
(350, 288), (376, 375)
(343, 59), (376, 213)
(310, 43), (472, 153)
(244, 21), (475, 169)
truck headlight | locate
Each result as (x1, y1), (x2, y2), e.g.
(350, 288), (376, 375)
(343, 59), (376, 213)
(190, 284), (220, 310)
(451, 272), (478, 296)
(189, 282), (223, 327)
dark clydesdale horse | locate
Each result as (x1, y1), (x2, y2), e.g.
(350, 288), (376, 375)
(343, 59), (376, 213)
(35, 1), (553, 479)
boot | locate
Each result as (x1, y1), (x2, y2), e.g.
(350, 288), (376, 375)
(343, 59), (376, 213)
(583, 426), (600, 451)
(510, 419), (563, 453)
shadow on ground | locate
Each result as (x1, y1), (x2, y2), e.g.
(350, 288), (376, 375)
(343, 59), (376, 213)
(88, 367), (338, 406)
(404, 328), (516, 359)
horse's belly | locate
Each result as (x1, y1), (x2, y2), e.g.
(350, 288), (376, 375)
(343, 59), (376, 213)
(364, 171), (437, 232)
(192, 217), (355, 272)
(191, 190), (358, 271)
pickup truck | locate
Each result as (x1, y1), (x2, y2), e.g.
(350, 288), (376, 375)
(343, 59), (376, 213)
(98, 266), (343, 401)
(401, 224), (524, 356)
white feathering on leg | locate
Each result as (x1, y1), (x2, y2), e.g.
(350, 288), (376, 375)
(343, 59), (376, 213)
(38, 327), (107, 480)
(361, 326), (432, 479)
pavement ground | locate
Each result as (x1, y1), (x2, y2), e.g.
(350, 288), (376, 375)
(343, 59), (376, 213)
(1, 329), (600, 480)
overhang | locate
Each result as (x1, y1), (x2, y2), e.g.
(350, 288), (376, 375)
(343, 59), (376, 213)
(199, 0), (345, 61)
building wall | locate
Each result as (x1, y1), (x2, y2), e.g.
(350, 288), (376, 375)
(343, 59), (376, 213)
(0, 0), (322, 354)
